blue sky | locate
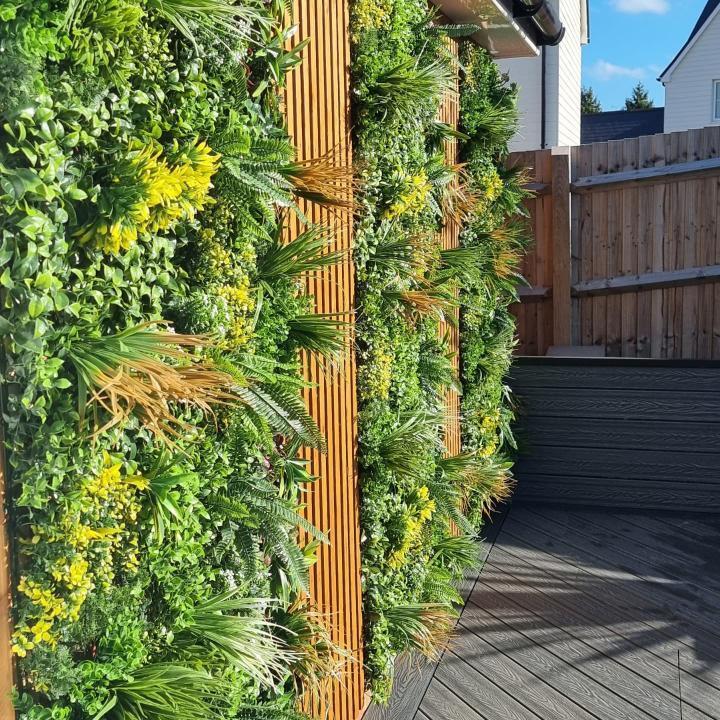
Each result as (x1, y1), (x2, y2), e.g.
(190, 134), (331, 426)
(582, 0), (708, 110)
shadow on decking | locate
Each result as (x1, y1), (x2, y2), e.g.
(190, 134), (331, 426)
(366, 504), (720, 720)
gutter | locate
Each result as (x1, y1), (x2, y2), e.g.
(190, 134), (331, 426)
(513, 0), (566, 46)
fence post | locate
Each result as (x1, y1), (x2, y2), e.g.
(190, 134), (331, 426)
(0, 417), (14, 718)
(551, 147), (572, 347)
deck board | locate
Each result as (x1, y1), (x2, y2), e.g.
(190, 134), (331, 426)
(405, 506), (720, 720)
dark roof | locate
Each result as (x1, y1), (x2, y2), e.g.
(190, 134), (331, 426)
(659, 0), (720, 80)
(581, 108), (665, 144)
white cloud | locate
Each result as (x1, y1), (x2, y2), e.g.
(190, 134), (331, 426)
(589, 60), (647, 81)
(610, 0), (670, 14)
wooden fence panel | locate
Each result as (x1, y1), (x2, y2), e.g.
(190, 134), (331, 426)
(511, 149), (554, 355)
(511, 125), (720, 360)
(284, 3), (365, 719)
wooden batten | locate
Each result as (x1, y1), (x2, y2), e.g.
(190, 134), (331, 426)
(572, 155), (720, 193)
(437, 31), (462, 459)
(284, 3), (364, 719)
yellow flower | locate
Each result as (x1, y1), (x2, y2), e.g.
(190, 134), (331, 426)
(16, 459), (146, 657)
(79, 139), (221, 254)
(383, 171), (432, 220)
(352, 0), (392, 38)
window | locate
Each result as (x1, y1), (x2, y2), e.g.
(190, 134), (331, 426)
(715, 80), (720, 122)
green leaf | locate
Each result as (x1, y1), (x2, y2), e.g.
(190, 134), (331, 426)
(28, 297), (45, 318)
(34, 272), (53, 290)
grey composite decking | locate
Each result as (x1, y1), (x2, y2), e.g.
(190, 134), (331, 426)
(510, 359), (720, 510)
(366, 505), (720, 720)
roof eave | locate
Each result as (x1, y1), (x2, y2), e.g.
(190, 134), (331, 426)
(659, 0), (720, 83)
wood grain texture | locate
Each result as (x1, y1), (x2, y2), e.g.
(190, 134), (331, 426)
(511, 149), (554, 356)
(460, 602), (652, 720)
(432, 655), (539, 720)
(383, 507), (720, 720)
(420, 680), (487, 720)
(497, 515), (720, 674)
(510, 126), (720, 359)
(510, 362), (720, 391)
(551, 149), (572, 346)
(284, 3), (364, 718)
(364, 511), (510, 720)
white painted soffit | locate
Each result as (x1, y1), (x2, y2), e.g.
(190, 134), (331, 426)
(433, 0), (540, 58)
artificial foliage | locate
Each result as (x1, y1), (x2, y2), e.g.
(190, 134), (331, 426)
(350, 2), (527, 701)
(1, 1), (345, 718)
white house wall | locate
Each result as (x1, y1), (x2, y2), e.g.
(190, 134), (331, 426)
(498, 0), (583, 152)
(499, 55), (544, 151)
(663, 11), (720, 133)
(555, 0), (583, 146)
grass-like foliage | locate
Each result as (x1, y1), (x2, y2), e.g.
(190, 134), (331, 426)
(146, 0), (268, 49)
(96, 663), (231, 720)
(369, 55), (455, 122)
(376, 410), (445, 476)
(384, 604), (457, 661)
(67, 323), (236, 442)
(274, 600), (349, 703)
(287, 314), (349, 362)
(256, 226), (344, 283)
(175, 592), (292, 687)
(352, 6), (524, 701)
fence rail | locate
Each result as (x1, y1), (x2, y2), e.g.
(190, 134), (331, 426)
(511, 126), (720, 359)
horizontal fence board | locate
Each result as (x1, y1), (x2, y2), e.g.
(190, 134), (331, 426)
(513, 477), (720, 510)
(518, 386), (720, 421)
(515, 446), (720, 483)
(571, 156), (720, 192)
(573, 264), (720, 296)
(512, 359), (720, 510)
(521, 417), (720, 453)
(510, 363), (720, 392)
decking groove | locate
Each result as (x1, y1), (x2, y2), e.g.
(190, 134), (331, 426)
(409, 507), (720, 720)
(433, 653), (542, 720)
(470, 581), (679, 720)
(488, 542), (720, 691)
(521, 506), (720, 613)
(420, 679), (488, 720)
(559, 509), (720, 598)
(481, 561), (720, 718)
(460, 601), (652, 720)
(501, 511), (720, 649)
(445, 623), (599, 720)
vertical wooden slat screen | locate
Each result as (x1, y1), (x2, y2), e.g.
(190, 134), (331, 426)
(284, 3), (365, 719)
(437, 33), (461, 457)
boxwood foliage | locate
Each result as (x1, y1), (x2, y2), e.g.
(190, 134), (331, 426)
(0, 1), (344, 719)
(350, 1), (527, 702)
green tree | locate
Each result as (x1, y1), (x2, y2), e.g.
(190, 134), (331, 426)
(625, 82), (654, 111)
(581, 86), (602, 114)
